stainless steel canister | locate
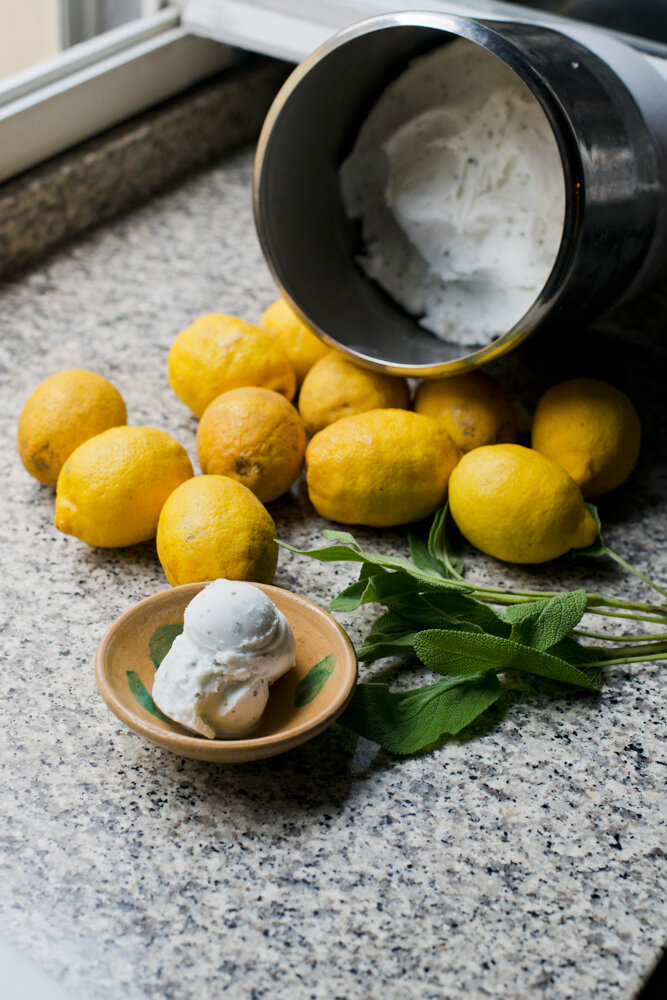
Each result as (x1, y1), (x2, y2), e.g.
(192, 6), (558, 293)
(253, 11), (667, 376)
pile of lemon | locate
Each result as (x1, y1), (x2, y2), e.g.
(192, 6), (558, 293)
(17, 297), (641, 584)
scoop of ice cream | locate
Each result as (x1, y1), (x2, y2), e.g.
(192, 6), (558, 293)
(152, 579), (295, 739)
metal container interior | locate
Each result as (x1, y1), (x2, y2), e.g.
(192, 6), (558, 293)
(254, 12), (667, 376)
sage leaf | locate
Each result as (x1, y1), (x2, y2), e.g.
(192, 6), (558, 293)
(329, 569), (466, 612)
(549, 635), (599, 664)
(428, 502), (465, 580)
(500, 590), (587, 650)
(384, 591), (510, 637)
(577, 665), (604, 689)
(339, 671), (502, 754)
(414, 629), (601, 690)
(408, 531), (448, 576)
(280, 541), (367, 564)
(369, 610), (418, 634)
(329, 572), (416, 612)
(148, 623), (183, 670)
(322, 529), (361, 547)
(329, 578), (373, 612)
(358, 605), (488, 663)
(367, 572), (466, 597)
(571, 504), (607, 558)
(357, 631), (419, 663)
(280, 539), (471, 590)
(549, 636), (603, 689)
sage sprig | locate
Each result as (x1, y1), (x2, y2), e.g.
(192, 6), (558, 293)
(281, 503), (667, 754)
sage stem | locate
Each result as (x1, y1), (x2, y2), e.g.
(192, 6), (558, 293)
(573, 629), (667, 643)
(585, 652), (667, 668)
(604, 548), (667, 600)
(595, 641), (667, 660)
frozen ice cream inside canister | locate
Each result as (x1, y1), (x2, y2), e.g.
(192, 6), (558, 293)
(339, 39), (566, 350)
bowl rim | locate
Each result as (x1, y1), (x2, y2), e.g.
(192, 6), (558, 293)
(94, 581), (358, 755)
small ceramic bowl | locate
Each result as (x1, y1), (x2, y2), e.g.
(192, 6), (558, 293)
(95, 582), (358, 762)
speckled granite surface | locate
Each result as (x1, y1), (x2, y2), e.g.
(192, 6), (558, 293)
(1, 145), (666, 1000)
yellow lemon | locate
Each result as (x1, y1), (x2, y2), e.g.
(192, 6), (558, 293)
(448, 444), (598, 564)
(196, 387), (306, 503)
(531, 378), (641, 497)
(299, 351), (410, 436)
(414, 371), (517, 454)
(261, 298), (329, 384)
(168, 313), (296, 417)
(17, 369), (127, 487)
(306, 409), (459, 526)
(55, 426), (193, 547)
(156, 475), (278, 586)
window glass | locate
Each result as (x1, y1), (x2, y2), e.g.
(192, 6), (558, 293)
(0, 0), (163, 83)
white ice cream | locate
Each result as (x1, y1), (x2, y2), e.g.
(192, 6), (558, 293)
(340, 40), (565, 346)
(152, 579), (296, 739)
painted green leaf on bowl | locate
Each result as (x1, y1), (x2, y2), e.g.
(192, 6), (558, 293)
(149, 623), (183, 669)
(126, 670), (170, 722)
(294, 653), (336, 708)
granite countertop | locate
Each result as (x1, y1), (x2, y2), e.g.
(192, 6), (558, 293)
(1, 144), (666, 1000)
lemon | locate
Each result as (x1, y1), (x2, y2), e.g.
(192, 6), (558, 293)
(306, 409), (459, 526)
(299, 351), (410, 436)
(448, 444), (598, 563)
(156, 475), (278, 586)
(197, 387), (306, 503)
(531, 378), (641, 497)
(414, 371), (517, 454)
(168, 314), (296, 417)
(55, 426), (193, 547)
(261, 298), (329, 384)
(17, 369), (127, 487)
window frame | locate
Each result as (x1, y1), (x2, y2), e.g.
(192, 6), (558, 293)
(0, 5), (234, 184)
